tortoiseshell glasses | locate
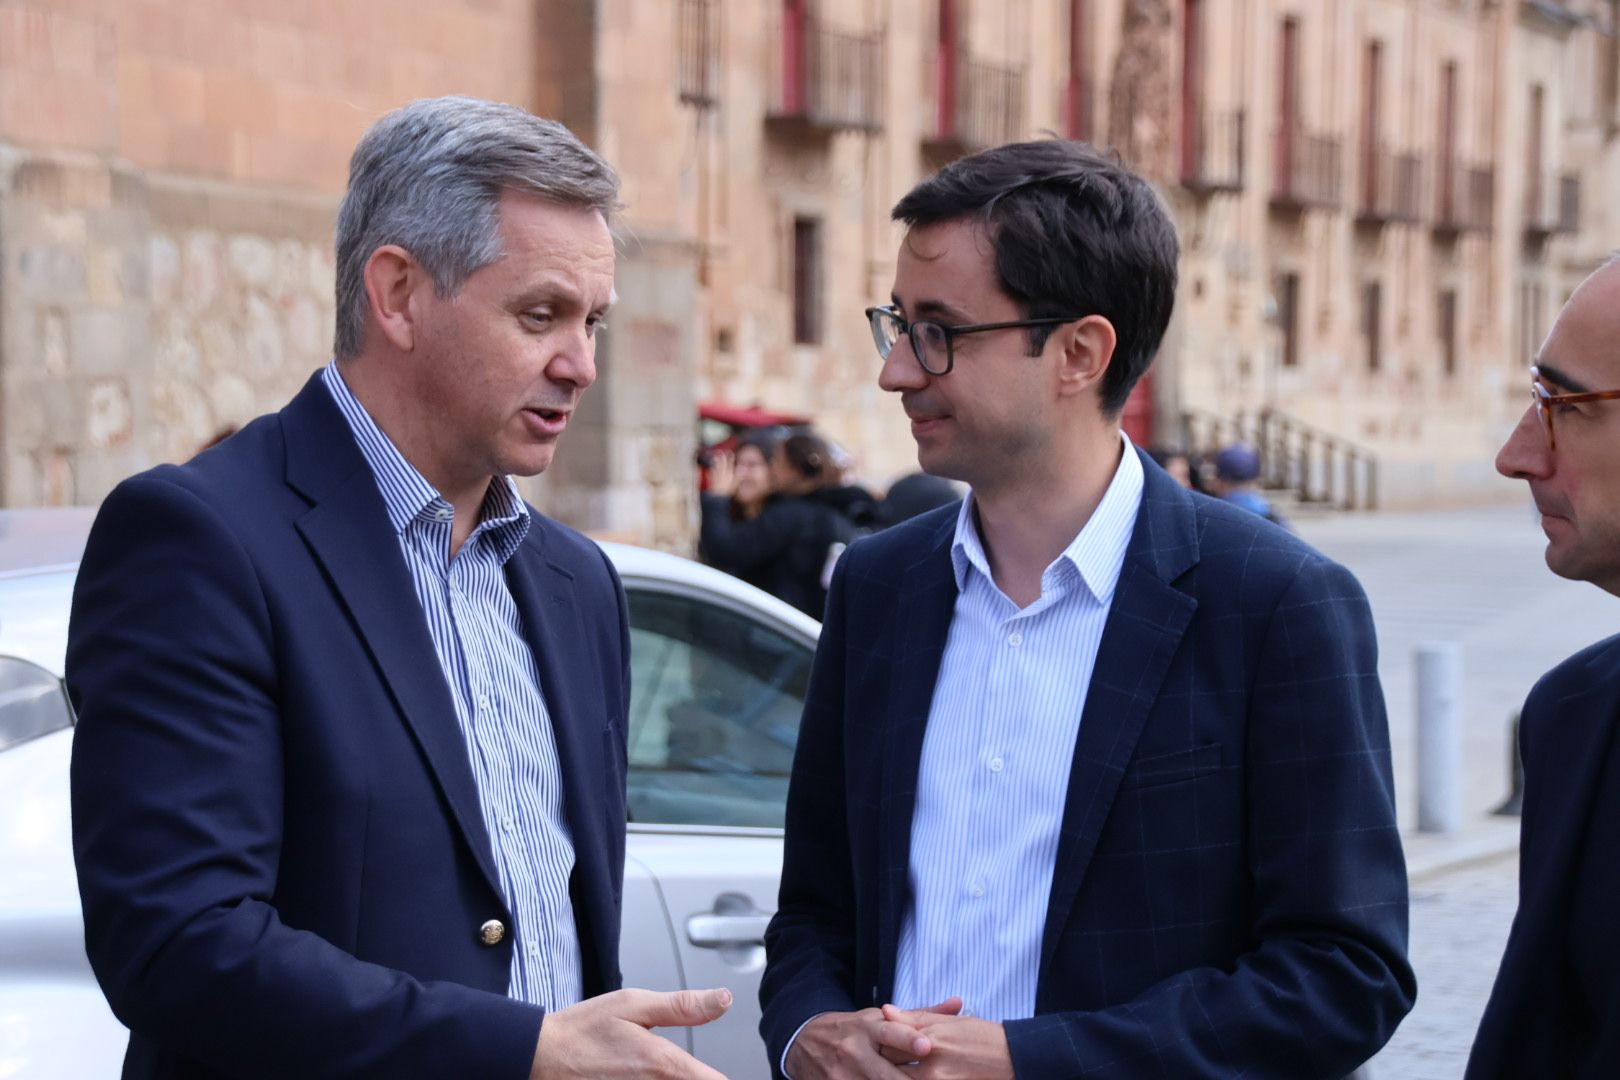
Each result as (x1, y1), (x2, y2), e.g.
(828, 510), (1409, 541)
(1530, 365), (1620, 452)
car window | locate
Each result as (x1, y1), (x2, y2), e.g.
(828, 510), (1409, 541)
(0, 655), (73, 753)
(625, 588), (813, 829)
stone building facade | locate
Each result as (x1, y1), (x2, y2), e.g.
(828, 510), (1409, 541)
(0, 0), (694, 540)
(586, 0), (1618, 513)
(1, 1), (1617, 545)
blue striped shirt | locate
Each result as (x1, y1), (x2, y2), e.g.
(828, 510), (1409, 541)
(322, 361), (582, 1011)
(893, 436), (1143, 1021)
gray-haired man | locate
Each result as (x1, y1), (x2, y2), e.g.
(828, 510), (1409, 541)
(68, 97), (729, 1079)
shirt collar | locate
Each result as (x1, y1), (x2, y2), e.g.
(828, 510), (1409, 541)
(321, 361), (530, 556)
(950, 432), (1144, 604)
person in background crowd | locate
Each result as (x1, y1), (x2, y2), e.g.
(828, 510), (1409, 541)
(708, 432), (778, 524)
(880, 472), (964, 526)
(700, 432), (779, 592)
(1146, 446), (1195, 490)
(782, 433), (884, 533)
(1467, 254), (1620, 1080)
(699, 431), (857, 618)
(1210, 442), (1286, 526)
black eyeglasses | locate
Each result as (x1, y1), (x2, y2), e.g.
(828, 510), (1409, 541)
(864, 305), (1088, 376)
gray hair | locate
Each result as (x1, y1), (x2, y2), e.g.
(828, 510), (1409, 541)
(333, 96), (621, 359)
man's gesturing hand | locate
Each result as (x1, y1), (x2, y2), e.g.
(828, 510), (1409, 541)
(785, 998), (960, 1080)
(530, 987), (733, 1080)
(877, 1004), (1013, 1080)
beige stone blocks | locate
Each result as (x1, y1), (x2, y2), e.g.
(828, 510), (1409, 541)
(0, 2), (118, 152)
(0, 147), (338, 506)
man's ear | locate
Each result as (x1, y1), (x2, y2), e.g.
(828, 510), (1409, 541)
(1055, 315), (1118, 400)
(361, 245), (428, 353)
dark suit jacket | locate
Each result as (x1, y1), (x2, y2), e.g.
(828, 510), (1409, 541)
(67, 373), (630, 1079)
(1466, 634), (1620, 1079)
(761, 451), (1415, 1078)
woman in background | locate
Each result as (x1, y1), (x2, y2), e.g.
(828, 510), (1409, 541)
(699, 431), (777, 592)
(699, 431), (855, 618)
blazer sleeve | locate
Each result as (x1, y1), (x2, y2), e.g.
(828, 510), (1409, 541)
(67, 474), (543, 1079)
(1005, 556), (1416, 1079)
(758, 549), (863, 1072)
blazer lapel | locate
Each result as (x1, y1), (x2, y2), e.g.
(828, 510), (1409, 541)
(876, 513), (960, 1000)
(281, 375), (504, 899)
(1037, 455), (1199, 990)
(503, 534), (610, 864)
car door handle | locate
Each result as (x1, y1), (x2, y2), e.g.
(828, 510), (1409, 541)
(685, 913), (772, 947)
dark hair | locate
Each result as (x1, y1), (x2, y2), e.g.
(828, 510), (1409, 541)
(1146, 446), (1188, 469)
(778, 432), (838, 487)
(891, 139), (1179, 415)
(735, 430), (779, 461)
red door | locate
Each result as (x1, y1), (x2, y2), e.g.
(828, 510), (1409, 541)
(1121, 372), (1155, 447)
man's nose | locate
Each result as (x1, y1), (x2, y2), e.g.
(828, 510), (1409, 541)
(549, 326), (598, 390)
(1495, 405), (1553, 481)
(877, 336), (928, 393)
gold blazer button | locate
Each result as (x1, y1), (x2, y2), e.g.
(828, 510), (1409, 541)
(478, 919), (506, 947)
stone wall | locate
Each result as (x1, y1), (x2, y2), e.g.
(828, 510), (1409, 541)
(143, 178), (337, 467)
(1, 152), (147, 505)
(0, 0), (698, 549)
(0, 0), (541, 191)
(0, 149), (337, 506)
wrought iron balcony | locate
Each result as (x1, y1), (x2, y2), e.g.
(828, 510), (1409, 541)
(1356, 144), (1427, 226)
(1523, 171), (1580, 240)
(924, 54), (1027, 155)
(766, 14), (885, 134)
(1433, 161), (1494, 235)
(1180, 109), (1246, 195)
(1270, 127), (1343, 210)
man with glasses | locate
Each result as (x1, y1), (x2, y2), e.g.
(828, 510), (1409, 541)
(760, 140), (1413, 1079)
(1468, 255), (1620, 1079)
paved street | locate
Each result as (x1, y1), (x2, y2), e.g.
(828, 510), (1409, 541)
(1295, 503), (1620, 828)
(1366, 853), (1518, 1078)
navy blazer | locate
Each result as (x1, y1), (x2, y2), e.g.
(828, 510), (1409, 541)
(1466, 634), (1620, 1079)
(67, 373), (630, 1079)
(761, 452), (1415, 1078)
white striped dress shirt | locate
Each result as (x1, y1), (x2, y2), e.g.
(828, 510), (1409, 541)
(322, 361), (582, 1011)
(893, 436), (1143, 1021)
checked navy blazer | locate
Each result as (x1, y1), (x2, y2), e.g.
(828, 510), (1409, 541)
(761, 449), (1416, 1079)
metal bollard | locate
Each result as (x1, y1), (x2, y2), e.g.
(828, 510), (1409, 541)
(1416, 641), (1463, 834)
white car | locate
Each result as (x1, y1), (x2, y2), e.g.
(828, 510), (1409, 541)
(0, 508), (818, 1080)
